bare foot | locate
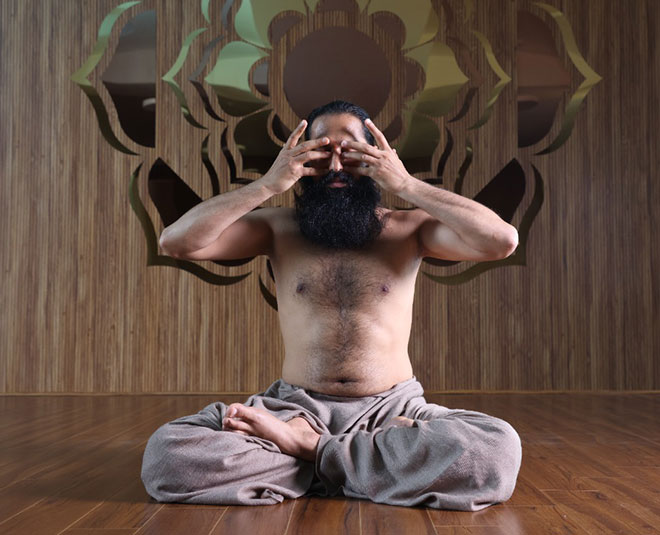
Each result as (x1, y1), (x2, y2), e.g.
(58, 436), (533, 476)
(222, 404), (321, 462)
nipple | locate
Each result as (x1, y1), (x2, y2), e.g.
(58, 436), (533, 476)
(296, 282), (306, 293)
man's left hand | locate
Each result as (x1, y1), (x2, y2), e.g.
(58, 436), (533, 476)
(340, 118), (411, 194)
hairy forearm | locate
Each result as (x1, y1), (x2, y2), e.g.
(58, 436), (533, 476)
(159, 178), (275, 256)
(397, 176), (518, 254)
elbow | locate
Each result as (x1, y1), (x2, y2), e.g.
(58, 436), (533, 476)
(488, 225), (518, 260)
(159, 228), (182, 258)
(499, 225), (519, 259)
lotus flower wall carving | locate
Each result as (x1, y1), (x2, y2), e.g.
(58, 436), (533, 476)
(71, 0), (601, 309)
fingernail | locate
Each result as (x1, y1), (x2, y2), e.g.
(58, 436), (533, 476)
(366, 118), (372, 124)
(227, 407), (236, 417)
(341, 140), (347, 146)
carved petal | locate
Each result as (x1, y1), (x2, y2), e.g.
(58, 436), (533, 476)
(205, 41), (269, 116)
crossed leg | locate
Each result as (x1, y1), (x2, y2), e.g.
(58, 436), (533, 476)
(221, 404), (420, 462)
(222, 403), (322, 461)
(142, 393), (521, 510)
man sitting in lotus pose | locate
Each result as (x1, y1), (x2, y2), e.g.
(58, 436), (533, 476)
(141, 100), (522, 511)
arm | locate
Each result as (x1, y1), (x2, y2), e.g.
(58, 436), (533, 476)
(159, 120), (330, 261)
(340, 119), (518, 262)
(397, 182), (519, 261)
(158, 180), (274, 260)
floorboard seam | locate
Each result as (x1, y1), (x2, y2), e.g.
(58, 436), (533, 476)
(0, 492), (46, 528)
(55, 498), (105, 535)
(282, 497), (297, 535)
(133, 503), (165, 534)
(426, 508), (439, 535)
(206, 506), (228, 535)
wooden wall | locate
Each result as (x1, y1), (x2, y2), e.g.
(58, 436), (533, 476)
(1, 0), (658, 393)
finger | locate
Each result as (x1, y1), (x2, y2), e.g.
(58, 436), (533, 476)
(342, 160), (371, 171)
(342, 161), (370, 170)
(285, 119), (307, 149)
(296, 150), (332, 162)
(342, 166), (370, 177)
(292, 136), (330, 156)
(301, 166), (328, 176)
(341, 152), (378, 165)
(340, 140), (379, 156)
(365, 118), (391, 150)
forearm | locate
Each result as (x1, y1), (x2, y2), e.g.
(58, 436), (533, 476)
(159, 178), (275, 256)
(397, 176), (518, 254)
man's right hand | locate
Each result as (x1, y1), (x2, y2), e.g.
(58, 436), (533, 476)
(259, 119), (330, 195)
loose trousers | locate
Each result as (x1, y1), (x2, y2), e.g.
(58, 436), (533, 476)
(141, 377), (522, 511)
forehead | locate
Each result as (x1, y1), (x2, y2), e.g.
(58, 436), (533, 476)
(309, 113), (367, 142)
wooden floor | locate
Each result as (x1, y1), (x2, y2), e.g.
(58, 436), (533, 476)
(1, 392), (659, 535)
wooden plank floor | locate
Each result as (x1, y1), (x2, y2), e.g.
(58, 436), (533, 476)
(0, 393), (659, 534)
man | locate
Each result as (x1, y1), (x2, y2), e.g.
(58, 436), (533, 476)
(141, 101), (522, 511)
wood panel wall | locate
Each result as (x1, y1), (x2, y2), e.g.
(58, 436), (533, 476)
(1, 0), (658, 393)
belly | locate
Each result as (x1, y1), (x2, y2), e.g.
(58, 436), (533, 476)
(280, 310), (413, 396)
(282, 361), (413, 397)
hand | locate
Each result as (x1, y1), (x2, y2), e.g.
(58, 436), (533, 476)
(339, 118), (411, 194)
(259, 119), (330, 195)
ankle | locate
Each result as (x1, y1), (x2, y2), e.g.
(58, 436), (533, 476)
(297, 430), (320, 462)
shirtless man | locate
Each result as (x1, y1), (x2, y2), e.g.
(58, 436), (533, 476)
(141, 101), (523, 511)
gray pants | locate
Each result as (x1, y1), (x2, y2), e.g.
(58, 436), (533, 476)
(141, 377), (522, 511)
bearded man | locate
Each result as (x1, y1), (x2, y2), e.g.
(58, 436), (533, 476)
(141, 101), (522, 511)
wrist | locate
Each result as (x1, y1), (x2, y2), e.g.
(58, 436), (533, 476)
(256, 173), (282, 196)
(394, 173), (416, 197)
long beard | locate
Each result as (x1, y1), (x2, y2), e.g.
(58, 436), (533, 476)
(294, 171), (384, 249)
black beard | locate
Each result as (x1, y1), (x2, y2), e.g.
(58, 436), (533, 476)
(294, 171), (384, 249)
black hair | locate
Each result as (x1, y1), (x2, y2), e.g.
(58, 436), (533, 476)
(304, 100), (376, 146)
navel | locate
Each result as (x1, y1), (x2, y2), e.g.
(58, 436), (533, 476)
(296, 282), (307, 294)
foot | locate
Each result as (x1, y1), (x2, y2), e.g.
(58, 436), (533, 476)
(222, 404), (321, 462)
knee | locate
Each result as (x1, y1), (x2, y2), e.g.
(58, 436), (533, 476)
(477, 417), (522, 504)
(141, 424), (187, 502)
(425, 413), (522, 509)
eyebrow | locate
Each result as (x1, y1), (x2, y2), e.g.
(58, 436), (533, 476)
(314, 128), (361, 144)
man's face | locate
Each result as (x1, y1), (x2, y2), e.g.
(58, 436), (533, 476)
(306, 113), (369, 186)
(294, 113), (384, 250)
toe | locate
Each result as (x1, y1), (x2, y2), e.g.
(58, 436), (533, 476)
(226, 403), (248, 419)
(223, 416), (252, 434)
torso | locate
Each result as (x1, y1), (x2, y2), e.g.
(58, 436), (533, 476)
(267, 207), (426, 396)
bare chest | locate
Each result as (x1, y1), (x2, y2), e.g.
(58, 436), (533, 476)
(268, 208), (422, 308)
(291, 256), (393, 309)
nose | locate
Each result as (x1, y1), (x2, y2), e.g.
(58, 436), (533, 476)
(329, 146), (343, 172)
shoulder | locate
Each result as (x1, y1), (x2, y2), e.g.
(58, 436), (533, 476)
(249, 206), (291, 225)
(379, 208), (434, 257)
